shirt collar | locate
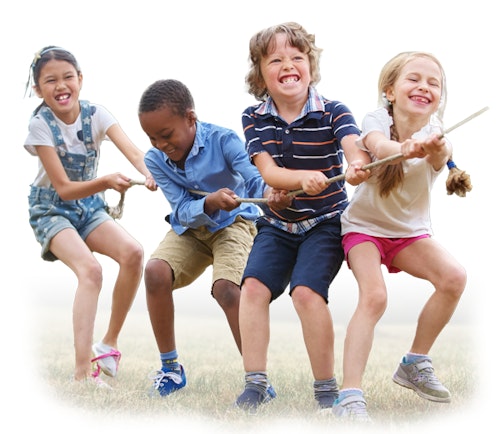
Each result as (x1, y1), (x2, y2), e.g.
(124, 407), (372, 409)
(255, 86), (325, 118)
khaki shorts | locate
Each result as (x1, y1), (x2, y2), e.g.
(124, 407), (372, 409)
(150, 216), (257, 290)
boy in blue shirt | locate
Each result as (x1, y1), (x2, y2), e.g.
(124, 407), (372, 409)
(138, 79), (288, 396)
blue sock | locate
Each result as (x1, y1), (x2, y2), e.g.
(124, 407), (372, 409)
(160, 350), (180, 371)
(403, 352), (427, 364)
(335, 388), (363, 404)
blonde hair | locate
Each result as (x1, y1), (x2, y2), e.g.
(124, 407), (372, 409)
(376, 51), (447, 197)
(245, 22), (322, 101)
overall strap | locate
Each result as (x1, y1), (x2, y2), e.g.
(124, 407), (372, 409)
(38, 100), (94, 148)
(79, 100), (94, 146)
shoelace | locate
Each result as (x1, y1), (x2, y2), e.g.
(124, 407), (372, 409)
(149, 370), (183, 390)
(92, 364), (101, 378)
(91, 349), (121, 364)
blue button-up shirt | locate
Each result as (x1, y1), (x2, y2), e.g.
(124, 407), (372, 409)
(145, 121), (266, 235)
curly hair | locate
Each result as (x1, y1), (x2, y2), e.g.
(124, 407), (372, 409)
(245, 22), (322, 101)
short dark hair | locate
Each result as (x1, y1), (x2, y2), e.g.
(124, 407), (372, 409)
(138, 79), (195, 117)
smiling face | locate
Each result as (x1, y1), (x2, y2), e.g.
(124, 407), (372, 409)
(139, 105), (197, 167)
(386, 57), (443, 118)
(34, 59), (82, 124)
(260, 32), (311, 106)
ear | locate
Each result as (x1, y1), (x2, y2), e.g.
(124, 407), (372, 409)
(186, 109), (197, 126)
(78, 72), (83, 90)
(33, 85), (42, 98)
(385, 87), (395, 103)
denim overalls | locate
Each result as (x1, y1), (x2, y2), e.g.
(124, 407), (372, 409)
(28, 101), (111, 261)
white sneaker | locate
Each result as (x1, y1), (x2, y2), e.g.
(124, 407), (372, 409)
(332, 394), (372, 423)
(392, 357), (451, 403)
(92, 342), (121, 377)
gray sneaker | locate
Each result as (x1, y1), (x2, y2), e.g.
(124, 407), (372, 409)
(392, 357), (451, 403)
(332, 394), (372, 423)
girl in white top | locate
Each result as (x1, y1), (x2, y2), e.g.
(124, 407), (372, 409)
(24, 46), (156, 388)
(333, 52), (467, 421)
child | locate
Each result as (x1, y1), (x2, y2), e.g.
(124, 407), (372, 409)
(24, 46), (157, 388)
(137, 79), (287, 397)
(234, 22), (370, 412)
(335, 51), (467, 421)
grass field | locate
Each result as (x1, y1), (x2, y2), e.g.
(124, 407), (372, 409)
(27, 303), (479, 434)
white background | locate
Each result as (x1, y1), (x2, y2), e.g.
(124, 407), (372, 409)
(1, 0), (498, 432)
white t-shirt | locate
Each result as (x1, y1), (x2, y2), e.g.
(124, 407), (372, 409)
(24, 103), (117, 188)
(341, 108), (445, 238)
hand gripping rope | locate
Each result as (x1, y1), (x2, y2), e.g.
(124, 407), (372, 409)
(108, 106), (489, 217)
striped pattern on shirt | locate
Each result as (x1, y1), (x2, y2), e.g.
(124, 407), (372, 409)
(242, 87), (360, 229)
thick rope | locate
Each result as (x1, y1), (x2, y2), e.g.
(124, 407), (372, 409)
(106, 107), (488, 214)
(106, 180), (144, 219)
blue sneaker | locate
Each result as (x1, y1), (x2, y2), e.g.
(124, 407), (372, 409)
(235, 383), (276, 413)
(148, 365), (186, 397)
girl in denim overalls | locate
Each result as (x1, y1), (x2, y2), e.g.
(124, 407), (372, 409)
(24, 46), (156, 388)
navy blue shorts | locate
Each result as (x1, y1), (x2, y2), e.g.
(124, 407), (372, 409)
(242, 215), (344, 303)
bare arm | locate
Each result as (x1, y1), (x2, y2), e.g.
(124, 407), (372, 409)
(36, 146), (131, 201)
(340, 134), (372, 186)
(363, 130), (450, 170)
(106, 123), (157, 191)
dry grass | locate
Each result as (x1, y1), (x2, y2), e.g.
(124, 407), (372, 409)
(28, 304), (479, 433)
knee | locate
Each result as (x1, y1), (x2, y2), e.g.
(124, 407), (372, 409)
(213, 280), (240, 310)
(144, 259), (173, 295)
(441, 264), (467, 299)
(122, 241), (144, 269)
(240, 278), (272, 307)
(292, 285), (322, 311)
(79, 258), (103, 289)
(359, 286), (387, 318)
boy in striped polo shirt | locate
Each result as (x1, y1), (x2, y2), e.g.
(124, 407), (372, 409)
(235, 22), (371, 412)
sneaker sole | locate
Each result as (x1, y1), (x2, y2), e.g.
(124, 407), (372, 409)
(392, 373), (451, 403)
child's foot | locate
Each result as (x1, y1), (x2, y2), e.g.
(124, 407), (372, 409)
(148, 365), (187, 397)
(332, 394), (371, 422)
(73, 374), (112, 390)
(392, 357), (451, 403)
(234, 383), (276, 413)
(92, 342), (121, 377)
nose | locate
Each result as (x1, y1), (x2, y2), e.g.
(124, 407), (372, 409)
(154, 138), (168, 149)
(282, 57), (294, 70)
(55, 80), (66, 90)
(418, 81), (429, 92)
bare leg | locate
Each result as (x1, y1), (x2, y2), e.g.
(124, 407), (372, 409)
(292, 285), (334, 381)
(392, 238), (466, 354)
(144, 258), (176, 353)
(212, 279), (242, 353)
(240, 277), (271, 372)
(86, 221), (144, 350)
(341, 242), (387, 389)
(49, 228), (103, 381)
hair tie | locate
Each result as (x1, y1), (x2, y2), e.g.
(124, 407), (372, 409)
(447, 160), (457, 170)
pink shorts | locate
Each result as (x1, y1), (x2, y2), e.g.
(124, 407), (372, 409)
(342, 232), (430, 273)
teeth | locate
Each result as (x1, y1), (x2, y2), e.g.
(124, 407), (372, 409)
(56, 94), (69, 101)
(282, 77), (297, 83)
(412, 96), (429, 103)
